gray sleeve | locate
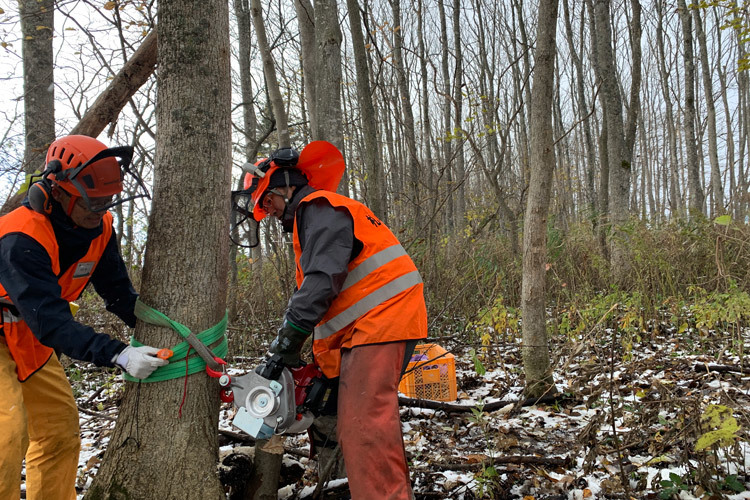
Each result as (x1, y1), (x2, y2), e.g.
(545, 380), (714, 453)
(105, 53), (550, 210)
(284, 198), (354, 331)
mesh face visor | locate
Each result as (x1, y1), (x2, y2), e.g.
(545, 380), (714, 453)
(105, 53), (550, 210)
(53, 146), (151, 212)
(230, 189), (261, 248)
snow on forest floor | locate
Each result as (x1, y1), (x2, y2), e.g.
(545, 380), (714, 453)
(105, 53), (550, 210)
(30, 325), (750, 499)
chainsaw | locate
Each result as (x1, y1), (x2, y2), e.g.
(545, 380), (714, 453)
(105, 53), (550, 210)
(213, 353), (336, 440)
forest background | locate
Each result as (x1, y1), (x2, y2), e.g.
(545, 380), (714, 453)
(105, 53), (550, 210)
(1, 0), (749, 498)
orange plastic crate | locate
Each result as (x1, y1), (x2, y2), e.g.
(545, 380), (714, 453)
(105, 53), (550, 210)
(398, 343), (457, 401)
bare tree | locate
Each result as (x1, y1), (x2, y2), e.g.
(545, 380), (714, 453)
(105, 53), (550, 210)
(85, 0), (232, 494)
(593, 0), (629, 280)
(521, 0), (558, 398)
(346, 0), (384, 217)
(18, 0), (54, 173)
(693, 5), (724, 216)
(677, 0), (704, 216)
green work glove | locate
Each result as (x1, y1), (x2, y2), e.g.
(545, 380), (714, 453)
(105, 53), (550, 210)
(269, 320), (310, 366)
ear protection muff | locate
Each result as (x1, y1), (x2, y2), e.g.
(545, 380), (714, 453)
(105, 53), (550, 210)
(27, 160), (62, 215)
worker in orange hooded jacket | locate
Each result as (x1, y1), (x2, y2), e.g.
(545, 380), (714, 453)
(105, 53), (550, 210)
(0, 135), (167, 500)
(231, 141), (427, 499)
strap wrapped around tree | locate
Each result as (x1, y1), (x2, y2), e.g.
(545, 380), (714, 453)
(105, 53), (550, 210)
(124, 299), (228, 382)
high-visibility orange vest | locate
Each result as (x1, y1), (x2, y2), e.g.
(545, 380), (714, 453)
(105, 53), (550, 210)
(292, 191), (427, 378)
(0, 206), (113, 381)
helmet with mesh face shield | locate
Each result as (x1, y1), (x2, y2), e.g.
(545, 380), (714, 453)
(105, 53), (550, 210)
(235, 141), (345, 222)
(37, 135), (150, 213)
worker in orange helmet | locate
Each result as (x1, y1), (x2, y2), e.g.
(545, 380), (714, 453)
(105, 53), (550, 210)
(231, 141), (427, 499)
(0, 135), (168, 500)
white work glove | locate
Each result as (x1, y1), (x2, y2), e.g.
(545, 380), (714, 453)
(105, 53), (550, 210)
(114, 346), (169, 379)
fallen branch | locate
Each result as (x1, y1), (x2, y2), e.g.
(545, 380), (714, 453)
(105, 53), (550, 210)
(78, 406), (116, 421)
(398, 394), (578, 413)
(415, 454), (570, 471)
(693, 363), (749, 374)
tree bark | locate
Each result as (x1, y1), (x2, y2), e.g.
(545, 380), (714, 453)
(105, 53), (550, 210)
(390, 0), (421, 225)
(85, 0), (231, 496)
(19, 0), (55, 173)
(251, 0), (290, 148)
(593, 0), (629, 281)
(693, 6), (723, 216)
(346, 0), (384, 218)
(521, 0), (558, 398)
(677, 0), (704, 216)
(655, 0), (682, 218)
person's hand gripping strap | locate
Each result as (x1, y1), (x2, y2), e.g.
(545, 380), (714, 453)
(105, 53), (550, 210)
(114, 345), (169, 379)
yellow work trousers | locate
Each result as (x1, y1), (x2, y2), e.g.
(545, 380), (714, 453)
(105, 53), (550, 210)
(0, 338), (80, 500)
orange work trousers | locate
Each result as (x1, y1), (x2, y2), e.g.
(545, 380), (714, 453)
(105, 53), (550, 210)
(0, 338), (80, 500)
(338, 341), (414, 500)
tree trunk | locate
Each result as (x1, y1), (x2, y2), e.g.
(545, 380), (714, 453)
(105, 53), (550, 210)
(677, 0), (704, 216)
(522, 0), (558, 399)
(562, 0), (597, 222)
(693, 6), (723, 216)
(295, 0), (317, 136)
(84, 0), (231, 497)
(251, 0), (290, 148)
(655, 0), (682, 218)
(390, 0), (420, 226)
(313, 0), (344, 150)
(451, 0), (465, 231)
(346, 0), (384, 218)
(231, 0), (261, 320)
(593, 0), (629, 281)
(437, 0), (453, 231)
(714, 7), (735, 218)
(19, 0), (55, 173)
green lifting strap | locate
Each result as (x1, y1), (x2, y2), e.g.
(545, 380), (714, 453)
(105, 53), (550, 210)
(123, 299), (229, 382)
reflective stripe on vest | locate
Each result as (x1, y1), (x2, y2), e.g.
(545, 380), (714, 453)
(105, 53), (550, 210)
(339, 243), (408, 292)
(2, 308), (20, 324)
(315, 269), (423, 340)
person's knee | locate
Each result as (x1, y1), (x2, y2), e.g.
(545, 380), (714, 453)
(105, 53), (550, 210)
(0, 405), (29, 464)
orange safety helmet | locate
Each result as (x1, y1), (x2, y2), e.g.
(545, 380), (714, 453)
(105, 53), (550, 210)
(46, 135), (127, 198)
(28, 134), (150, 214)
(240, 141), (345, 222)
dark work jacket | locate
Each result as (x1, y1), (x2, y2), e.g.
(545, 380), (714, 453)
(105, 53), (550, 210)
(0, 198), (134, 373)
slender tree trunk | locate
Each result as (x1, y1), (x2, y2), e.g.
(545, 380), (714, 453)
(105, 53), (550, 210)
(295, 0), (317, 136)
(677, 0), (704, 216)
(417, 0), (435, 240)
(693, 6), (723, 216)
(593, 0), (629, 281)
(390, 0), (421, 226)
(451, 0), (465, 231)
(86, 0), (231, 496)
(19, 0), (55, 173)
(655, 0), (682, 218)
(251, 0), (290, 147)
(714, 7), (735, 218)
(346, 0), (384, 217)
(313, 0), (344, 151)
(437, 0), (453, 231)
(562, 0), (596, 221)
(522, 0), (558, 398)
(231, 0), (260, 320)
